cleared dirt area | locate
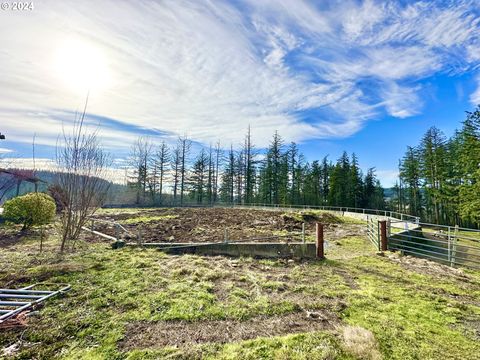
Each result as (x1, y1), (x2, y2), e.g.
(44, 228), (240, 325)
(92, 207), (366, 243)
(120, 311), (338, 350)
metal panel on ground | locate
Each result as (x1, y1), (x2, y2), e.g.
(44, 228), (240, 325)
(0, 283), (71, 324)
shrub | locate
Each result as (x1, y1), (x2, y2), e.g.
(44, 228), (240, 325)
(3, 193), (56, 229)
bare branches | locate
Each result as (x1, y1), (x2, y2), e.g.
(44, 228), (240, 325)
(55, 102), (110, 252)
(128, 137), (153, 205)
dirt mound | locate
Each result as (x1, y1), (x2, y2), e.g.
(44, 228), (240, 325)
(93, 208), (348, 244)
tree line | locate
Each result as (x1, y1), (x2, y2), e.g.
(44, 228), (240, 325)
(391, 106), (480, 227)
(128, 127), (385, 210)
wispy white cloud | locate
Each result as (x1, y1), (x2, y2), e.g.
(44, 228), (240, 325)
(381, 82), (423, 118)
(0, 0), (479, 151)
(470, 76), (480, 105)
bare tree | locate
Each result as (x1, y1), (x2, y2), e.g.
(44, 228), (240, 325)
(153, 141), (170, 205)
(178, 135), (192, 206)
(171, 145), (181, 204)
(56, 100), (110, 252)
(213, 141), (222, 204)
(243, 126), (257, 204)
(206, 144), (213, 205)
(128, 137), (152, 205)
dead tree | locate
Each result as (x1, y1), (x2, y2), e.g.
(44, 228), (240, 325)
(56, 100), (110, 252)
(171, 145), (181, 204)
(128, 137), (152, 205)
(153, 141), (170, 205)
(178, 135), (192, 206)
(213, 141), (222, 204)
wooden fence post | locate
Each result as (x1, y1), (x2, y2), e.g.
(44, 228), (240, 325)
(379, 220), (387, 251)
(316, 223), (324, 259)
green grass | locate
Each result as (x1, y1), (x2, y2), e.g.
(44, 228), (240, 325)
(1, 228), (479, 359)
(119, 215), (179, 225)
(95, 207), (161, 215)
(282, 210), (366, 225)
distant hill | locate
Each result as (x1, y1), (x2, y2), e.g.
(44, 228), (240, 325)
(0, 169), (133, 205)
(383, 187), (396, 200)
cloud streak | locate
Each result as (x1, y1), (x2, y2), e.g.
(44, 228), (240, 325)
(0, 0), (479, 151)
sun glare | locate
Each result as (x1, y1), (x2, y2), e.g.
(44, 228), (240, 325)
(54, 40), (111, 94)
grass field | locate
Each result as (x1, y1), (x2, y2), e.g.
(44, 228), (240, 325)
(1, 208), (479, 359)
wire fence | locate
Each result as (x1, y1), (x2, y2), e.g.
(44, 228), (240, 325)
(229, 203), (420, 223)
(102, 202), (420, 223)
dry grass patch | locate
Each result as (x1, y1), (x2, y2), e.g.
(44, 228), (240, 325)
(342, 325), (381, 360)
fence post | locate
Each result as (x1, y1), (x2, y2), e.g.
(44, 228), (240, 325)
(448, 226), (452, 266)
(379, 220), (387, 252)
(316, 223), (324, 259)
(224, 228), (228, 243)
(451, 225), (459, 267)
(302, 223), (305, 244)
(91, 219), (95, 231)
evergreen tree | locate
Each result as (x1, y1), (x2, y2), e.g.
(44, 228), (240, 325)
(219, 145), (235, 203)
(350, 153), (363, 208)
(458, 107), (480, 224)
(329, 152), (350, 206)
(321, 156), (330, 204)
(419, 127), (447, 224)
(190, 149), (208, 204)
(363, 168), (377, 209)
(399, 146), (422, 216)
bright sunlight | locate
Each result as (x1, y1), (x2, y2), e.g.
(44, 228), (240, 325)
(53, 39), (110, 94)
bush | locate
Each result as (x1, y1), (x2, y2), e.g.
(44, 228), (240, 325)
(3, 193), (56, 229)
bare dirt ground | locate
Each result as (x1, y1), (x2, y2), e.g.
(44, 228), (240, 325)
(120, 311), (338, 350)
(92, 207), (366, 244)
(0, 226), (31, 248)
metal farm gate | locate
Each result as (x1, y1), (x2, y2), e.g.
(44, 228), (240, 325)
(387, 222), (480, 269)
(366, 216), (380, 250)
(366, 216), (480, 270)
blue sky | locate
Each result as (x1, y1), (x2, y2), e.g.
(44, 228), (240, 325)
(1, 0), (480, 186)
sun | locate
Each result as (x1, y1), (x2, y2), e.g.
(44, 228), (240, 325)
(53, 39), (111, 94)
